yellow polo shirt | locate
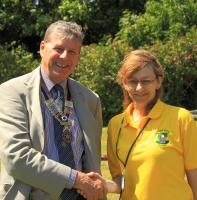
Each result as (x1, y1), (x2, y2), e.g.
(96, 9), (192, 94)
(107, 100), (197, 200)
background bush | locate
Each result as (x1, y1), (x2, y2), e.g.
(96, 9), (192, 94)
(73, 42), (130, 124)
(149, 28), (197, 110)
(0, 44), (38, 83)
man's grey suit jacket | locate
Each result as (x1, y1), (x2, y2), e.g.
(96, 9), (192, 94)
(0, 67), (102, 200)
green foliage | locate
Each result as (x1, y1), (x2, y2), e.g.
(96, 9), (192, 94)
(0, 0), (147, 51)
(115, 0), (197, 48)
(58, 0), (90, 21)
(149, 27), (197, 109)
(73, 42), (130, 125)
(57, 0), (122, 44)
(0, 0), (196, 125)
(0, 44), (38, 83)
(0, 1), (56, 40)
(0, 0), (61, 54)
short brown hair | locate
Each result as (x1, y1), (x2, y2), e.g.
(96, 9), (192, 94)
(117, 49), (164, 109)
(43, 20), (84, 43)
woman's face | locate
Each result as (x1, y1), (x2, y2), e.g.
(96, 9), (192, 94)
(123, 65), (162, 109)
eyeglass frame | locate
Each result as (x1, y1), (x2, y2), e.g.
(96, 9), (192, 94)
(124, 77), (157, 88)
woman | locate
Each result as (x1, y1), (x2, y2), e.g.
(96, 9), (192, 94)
(107, 49), (197, 199)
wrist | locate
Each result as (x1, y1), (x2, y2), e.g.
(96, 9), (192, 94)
(73, 171), (83, 189)
(106, 180), (121, 194)
(69, 169), (77, 187)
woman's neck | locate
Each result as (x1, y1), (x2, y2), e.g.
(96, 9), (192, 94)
(134, 104), (149, 115)
(131, 97), (158, 124)
(132, 104), (149, 124)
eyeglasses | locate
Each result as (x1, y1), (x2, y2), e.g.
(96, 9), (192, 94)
(125, 78), (156, 88)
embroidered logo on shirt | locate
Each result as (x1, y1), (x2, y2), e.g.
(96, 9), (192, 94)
(156, 130), (169, 144)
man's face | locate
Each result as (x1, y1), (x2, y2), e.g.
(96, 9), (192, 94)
(40, 32), (81, 83)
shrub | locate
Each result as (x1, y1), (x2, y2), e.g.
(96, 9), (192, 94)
(149, 27), (197, 109)
(115, 0), (197, 48)
(74, 42), (130, 125)
(0, 44), (38, 83)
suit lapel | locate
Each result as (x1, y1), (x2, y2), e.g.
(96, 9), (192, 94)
(25, 67), (44, 150)
(68, 79), (87, 132)
(68, 79), (101, 172)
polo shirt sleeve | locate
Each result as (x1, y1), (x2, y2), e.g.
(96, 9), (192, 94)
(107, 118), (122, 179)
(180, 109), (197, 170)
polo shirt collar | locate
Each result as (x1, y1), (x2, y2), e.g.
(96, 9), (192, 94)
(147, 99), (164, 119)
(123, 99), (164, 128)
(123, 104), (135, 128)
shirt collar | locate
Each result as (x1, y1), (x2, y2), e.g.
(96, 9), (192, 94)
(123, 99), (164, 128)
(40, 66), (68, 93)
(147, 99), (164, 119)
(123, 104), (135, 128)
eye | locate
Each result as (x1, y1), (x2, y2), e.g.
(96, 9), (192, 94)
(129, 80), (138, 85)
(141, 80), (154, 85)
(126, 79), (156, 87)
(53, 47), (64, 54)
(68, 50), (77, 55)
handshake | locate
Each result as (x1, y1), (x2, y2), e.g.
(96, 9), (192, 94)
(73, 171), (121, 200)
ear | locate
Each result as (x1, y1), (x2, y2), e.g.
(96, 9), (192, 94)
(39, 41), (45, 57)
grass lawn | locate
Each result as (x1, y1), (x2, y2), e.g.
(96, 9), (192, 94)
(101, 127), (120, 200)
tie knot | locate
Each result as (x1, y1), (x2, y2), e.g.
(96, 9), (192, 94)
(51, 84), (64, 100)
(54, 84), (64, 94)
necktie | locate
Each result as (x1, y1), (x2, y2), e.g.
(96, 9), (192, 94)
(51, 84), (80, 200)
(51, 84), (65, 111)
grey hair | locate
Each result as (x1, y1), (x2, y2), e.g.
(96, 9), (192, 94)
(43, 20), (84, 42)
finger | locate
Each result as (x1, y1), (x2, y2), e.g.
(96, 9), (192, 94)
(77, 189), (87, 199)
(88, 172), (98, 179)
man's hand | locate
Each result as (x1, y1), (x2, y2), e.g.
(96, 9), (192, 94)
(73, 171), (107, 200)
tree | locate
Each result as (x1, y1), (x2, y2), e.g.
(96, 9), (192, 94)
(115, 0), (197, 48)
(0, 0), (147, 55)
(0, 44), (38, 83)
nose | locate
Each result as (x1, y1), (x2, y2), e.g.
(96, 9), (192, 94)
(60, 50), (68, 59)
(135, 82), (143, 90)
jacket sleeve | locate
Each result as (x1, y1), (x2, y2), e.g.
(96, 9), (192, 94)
(0, 82), (73, 199)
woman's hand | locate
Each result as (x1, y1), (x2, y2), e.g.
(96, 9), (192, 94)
(186, 168), (197, 200)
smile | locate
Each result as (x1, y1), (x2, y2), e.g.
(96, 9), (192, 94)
(134, 93), (148, 97)
(55, 62), (68, 69)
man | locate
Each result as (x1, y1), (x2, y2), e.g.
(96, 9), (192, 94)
(0, 21), (106, 200)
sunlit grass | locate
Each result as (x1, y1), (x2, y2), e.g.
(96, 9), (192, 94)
(101, 127), (107, 154)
